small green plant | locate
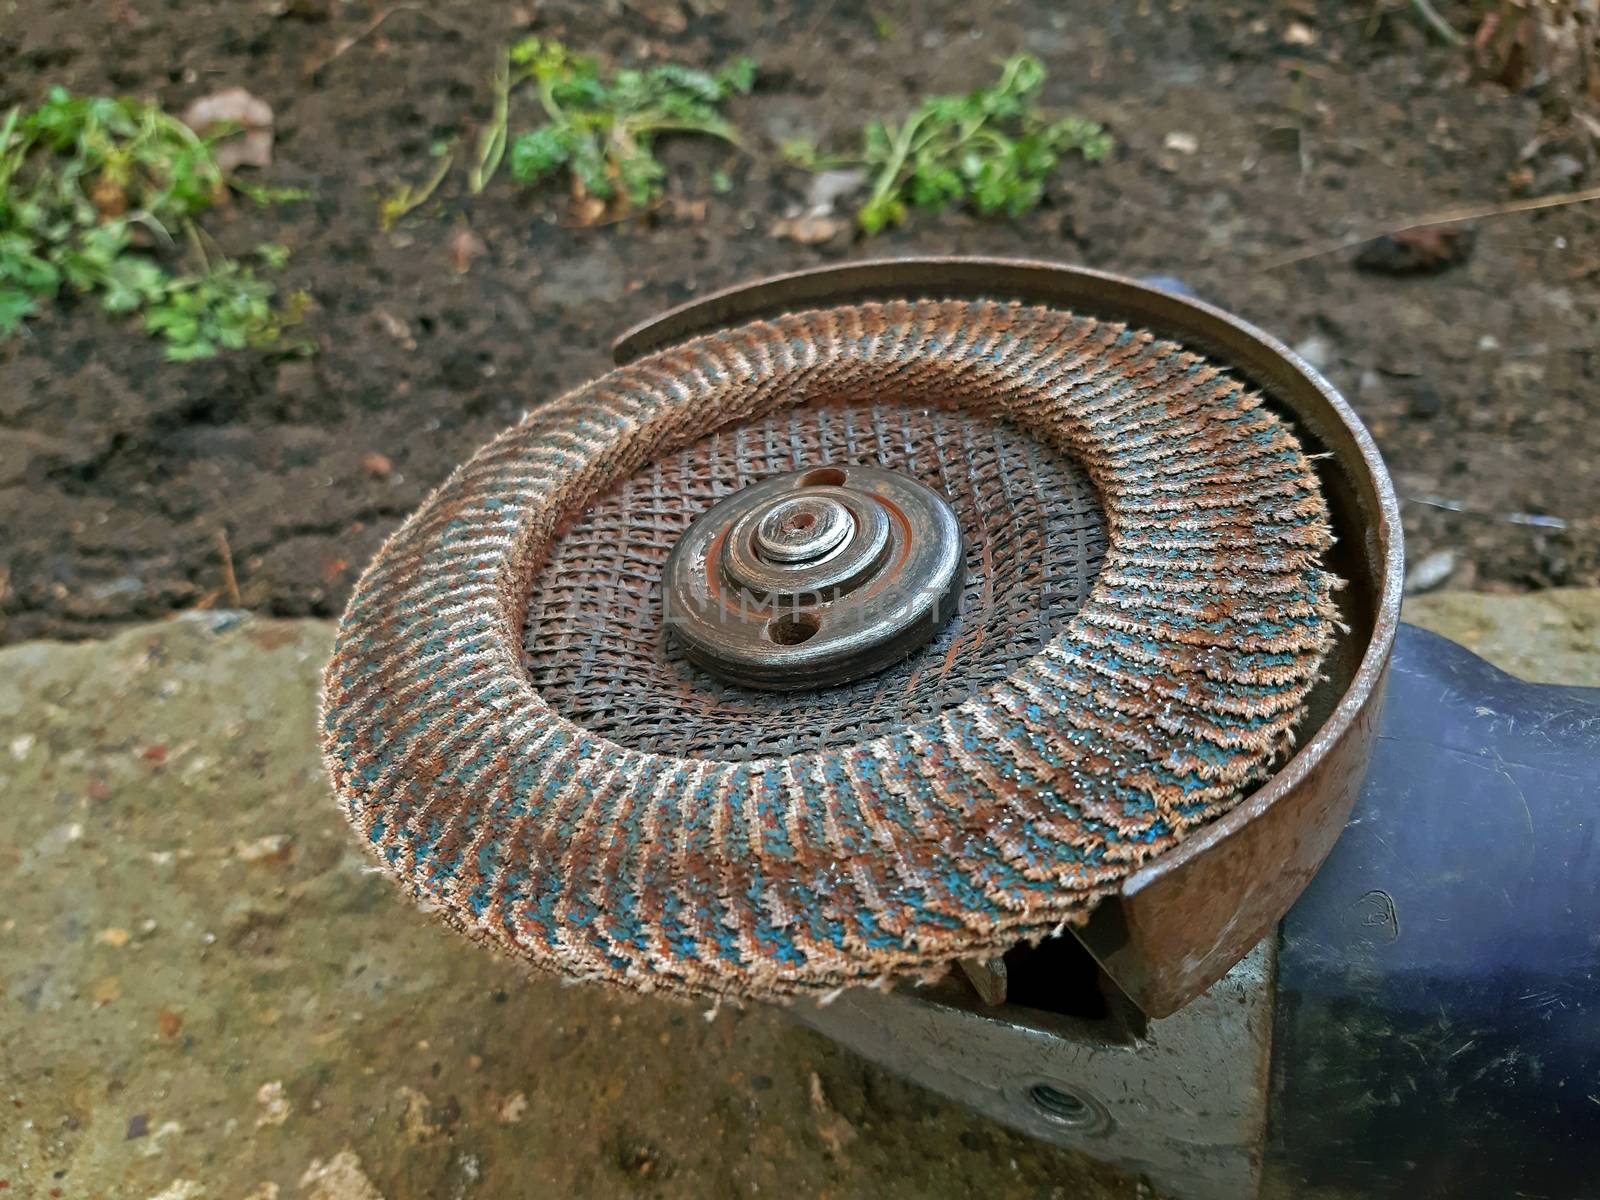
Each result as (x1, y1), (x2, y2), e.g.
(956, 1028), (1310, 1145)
(783, 54), (1112, 235)
(385, 39), (755, 226)
(0, 87), (304, 358)
(379, 146), (454, 232)
(503, 38), (754, 210)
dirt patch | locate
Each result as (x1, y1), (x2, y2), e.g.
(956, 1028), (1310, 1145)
(1, 0), (1596, 644)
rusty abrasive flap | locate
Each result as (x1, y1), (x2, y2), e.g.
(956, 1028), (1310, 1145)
(320, 298), (1340, 1003)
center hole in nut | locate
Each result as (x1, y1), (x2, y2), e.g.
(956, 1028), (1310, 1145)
(767, 613), (821, 646)
(788, 512), (817, 532)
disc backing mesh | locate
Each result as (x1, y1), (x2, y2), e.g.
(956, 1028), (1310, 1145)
(521, 403), (1107, 760)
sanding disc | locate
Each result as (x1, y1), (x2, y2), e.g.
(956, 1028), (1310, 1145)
(320, 299), (1340, 1003)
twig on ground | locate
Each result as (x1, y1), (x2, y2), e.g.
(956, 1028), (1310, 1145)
(1405, 495), (1571, 531)
(215, 528), (242, 608)
(1411, 0), (1465, 46)
(1260, 184), (1600, 270)
(304, 5), (467, 77)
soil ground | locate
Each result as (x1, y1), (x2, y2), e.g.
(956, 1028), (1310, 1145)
(1, 0), (1596, 644)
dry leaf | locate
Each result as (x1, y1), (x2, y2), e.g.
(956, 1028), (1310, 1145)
(373, 309), (415, 348)
(670, 196), (708, 222)
(181, 87), (274, 172)
(771, 214), (845, 245)
(448, 227), (487, 275)
(570, 195), (609, 226)
(1284, 20), (1319, 46)
(91, 173), (129, 218)
(1355, 226), (1475, 274)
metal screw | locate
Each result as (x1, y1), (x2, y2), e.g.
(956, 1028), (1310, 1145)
(1027, 1082), (1100, 1130)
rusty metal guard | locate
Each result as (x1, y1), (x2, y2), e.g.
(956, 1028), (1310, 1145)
(321, 298), (1340, 1004)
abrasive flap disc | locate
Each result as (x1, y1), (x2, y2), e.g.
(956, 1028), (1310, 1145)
(321, 298), (1341, 1003)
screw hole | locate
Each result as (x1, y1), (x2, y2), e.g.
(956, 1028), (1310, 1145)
(799, 467), (846, 488)
(789, 512), (816, 532)
(767, 613), (821, 646)
(1027, 1083), (1097, 1128)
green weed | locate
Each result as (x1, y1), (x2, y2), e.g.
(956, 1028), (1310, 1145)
(783, 54), (1112, 234)
(386, 39), (755, 225)
(379, 147), (455, 232)
(0, 87), (304, 359)
(503, 38), (754, 209)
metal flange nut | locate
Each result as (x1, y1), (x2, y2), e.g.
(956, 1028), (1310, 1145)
(664, 465), (964, 690)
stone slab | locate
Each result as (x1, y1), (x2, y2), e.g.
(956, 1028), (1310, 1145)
(0, 612), (1130, 1200)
